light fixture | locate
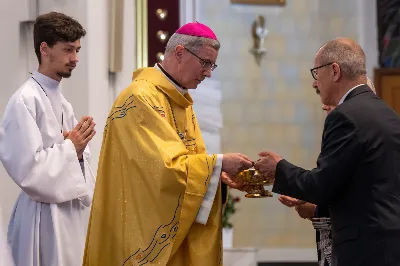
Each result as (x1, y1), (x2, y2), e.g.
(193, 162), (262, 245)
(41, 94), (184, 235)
(156, 52), (165, 62)
(155, 9), (168, 20)
(157, 30), (169, 43)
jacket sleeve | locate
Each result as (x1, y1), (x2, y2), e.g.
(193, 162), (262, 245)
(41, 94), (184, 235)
(272, 110), (362, 206)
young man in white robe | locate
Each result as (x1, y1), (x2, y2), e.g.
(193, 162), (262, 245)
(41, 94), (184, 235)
(0, 12), (96, 266)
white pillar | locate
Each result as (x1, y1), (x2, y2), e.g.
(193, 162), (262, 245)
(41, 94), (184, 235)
(358, 0), (379, 77)
(179, 0), (196, 25)
(191, 79), (223, 154)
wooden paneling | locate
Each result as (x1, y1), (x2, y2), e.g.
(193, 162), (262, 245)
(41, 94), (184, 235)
(374, 68), (400, 115)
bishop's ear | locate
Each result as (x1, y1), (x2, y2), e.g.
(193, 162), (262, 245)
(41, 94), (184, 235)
(174, 45), (185, 62)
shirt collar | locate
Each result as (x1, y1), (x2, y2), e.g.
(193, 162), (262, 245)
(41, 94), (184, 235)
(154, 63), (188, 95)
(338, 84), (365, 105)
(31, 70), (60, 92)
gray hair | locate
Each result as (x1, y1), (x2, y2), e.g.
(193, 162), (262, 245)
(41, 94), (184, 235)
(318, 38), (366, 79)
(165, 33), (220, 54)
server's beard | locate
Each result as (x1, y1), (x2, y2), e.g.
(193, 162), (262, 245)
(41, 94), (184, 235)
(57, 71), (72, 78)
(49, 54), (73, 78)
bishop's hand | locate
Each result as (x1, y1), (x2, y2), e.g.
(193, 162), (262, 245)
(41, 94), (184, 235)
(221, 153), (253, 177)
(66, 116), (96, 159)
(221, 171), (244, 189)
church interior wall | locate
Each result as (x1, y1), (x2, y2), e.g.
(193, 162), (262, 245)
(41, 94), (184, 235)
(195, 0), (377, 252)
(0, 0), (377, 259)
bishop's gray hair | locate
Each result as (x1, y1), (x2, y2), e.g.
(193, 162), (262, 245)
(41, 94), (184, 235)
(318, 38), (366, 79)
(165, 33), (220, 54)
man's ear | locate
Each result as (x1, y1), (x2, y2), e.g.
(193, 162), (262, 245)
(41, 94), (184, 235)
(332, 63), (341, 82)
(40, 42), (50, 56)
(175, 45), (185, 62)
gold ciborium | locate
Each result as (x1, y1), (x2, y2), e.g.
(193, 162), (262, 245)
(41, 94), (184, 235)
(237, 168), (273, 198)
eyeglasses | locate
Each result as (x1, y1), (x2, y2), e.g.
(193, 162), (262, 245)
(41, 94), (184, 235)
(184, 47), (218, 71)
(310, 62), (333, 80)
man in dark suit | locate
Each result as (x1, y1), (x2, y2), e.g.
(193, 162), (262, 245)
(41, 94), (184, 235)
(278, 78), (377, 266)
(254, 38), (400, 266)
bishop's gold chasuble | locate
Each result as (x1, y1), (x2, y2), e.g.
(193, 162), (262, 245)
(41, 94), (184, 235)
(83, 67), (224, 266)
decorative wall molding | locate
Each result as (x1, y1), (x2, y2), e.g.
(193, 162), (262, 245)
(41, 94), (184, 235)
(109, 0), (124, 72)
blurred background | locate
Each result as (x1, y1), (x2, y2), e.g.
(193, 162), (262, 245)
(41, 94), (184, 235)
(1, 0), (399, 265)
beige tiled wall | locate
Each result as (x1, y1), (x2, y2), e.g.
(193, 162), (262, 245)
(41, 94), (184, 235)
(197, 0), (360, 248)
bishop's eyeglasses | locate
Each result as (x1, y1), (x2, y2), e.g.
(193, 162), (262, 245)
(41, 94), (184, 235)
(184, 47), (218, 71)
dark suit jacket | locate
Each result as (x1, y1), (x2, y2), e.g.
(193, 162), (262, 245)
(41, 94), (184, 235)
(273, 85), (400, 266)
